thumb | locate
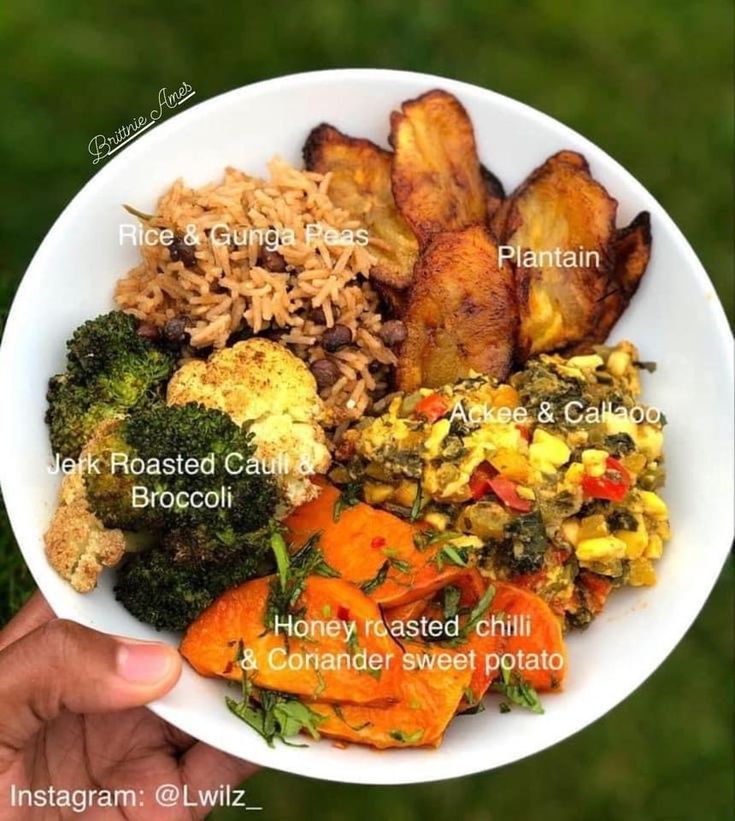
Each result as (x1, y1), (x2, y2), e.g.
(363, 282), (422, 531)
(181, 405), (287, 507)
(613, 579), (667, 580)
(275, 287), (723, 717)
(0, 619), (181, 755)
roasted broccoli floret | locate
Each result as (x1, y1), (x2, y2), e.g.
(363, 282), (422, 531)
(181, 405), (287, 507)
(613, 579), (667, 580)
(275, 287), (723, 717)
(114, 526), (274, 631)
(46, 312), (175, 460)
(85, 402), (279, 532)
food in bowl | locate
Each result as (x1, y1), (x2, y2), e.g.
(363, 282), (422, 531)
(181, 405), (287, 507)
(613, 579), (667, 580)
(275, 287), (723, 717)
(41, 86), (669, 750)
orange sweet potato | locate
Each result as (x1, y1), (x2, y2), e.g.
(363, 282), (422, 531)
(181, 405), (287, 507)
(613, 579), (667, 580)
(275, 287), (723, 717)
(418, 570), (503, 708)
(418, 572), (566, 701)
(285, 482), (469, 607)
(489, 581), (567, 691)
(309, 643), (472, 748)
(384, 598), (429, 628)
(181, 575), (403, 706)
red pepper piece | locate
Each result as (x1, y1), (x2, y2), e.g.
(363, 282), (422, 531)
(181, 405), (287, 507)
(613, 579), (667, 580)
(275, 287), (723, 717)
(468, 461), (496, 500)
(516, 423), (531, 442)
(371, 536), (387, 550)
(487, 475), (533, 513)
(581, 456), (632, 502)
(414, 392), (450, 423)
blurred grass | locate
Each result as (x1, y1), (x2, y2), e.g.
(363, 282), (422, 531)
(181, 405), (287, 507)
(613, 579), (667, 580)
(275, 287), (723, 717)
(0, 1), (732, 819)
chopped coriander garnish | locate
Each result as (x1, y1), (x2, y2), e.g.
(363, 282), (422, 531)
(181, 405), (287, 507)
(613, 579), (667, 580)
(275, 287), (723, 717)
(409, 483), (423, 522)
(271, 531), (290, 592)
(225, 647), (325, 747)
(345, 623), (360, 656)
(413, 529), (463, 551)
(434, 544), (469, 570)
(333, 705), (371, 732)
(442, 585), (461, 621)
(388, 728), (424, 744)
(264, 532), (339, 632)
(333, 480), (362, 522)
(227, 689), (325, 747)
(360, 560), (390, 595)
(460, 686), (485, 715)
(313, 670), (326, 698)
(386, 554), (412, 574)
(491, 660), (544, 714)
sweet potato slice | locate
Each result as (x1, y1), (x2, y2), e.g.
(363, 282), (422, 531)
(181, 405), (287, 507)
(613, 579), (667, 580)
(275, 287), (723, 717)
(284, 481), (469, 607)
(310, 643), (472, 748)
(493, 150), (618, 358)
(420, 573), (566, 700)
(490, 581), (567, 691)
(417, 570), (503, 708)
(390, 90), (487, 244)
(384, 598), (429, 628)
(180, 575), (403, 706)
(396, 224), (518, 391)
(565, 211), (651, 353)
(303, 123), (418, 291)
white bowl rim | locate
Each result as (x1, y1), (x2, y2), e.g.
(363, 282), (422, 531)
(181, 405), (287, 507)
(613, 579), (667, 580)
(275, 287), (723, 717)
(0, 68), (733, 785)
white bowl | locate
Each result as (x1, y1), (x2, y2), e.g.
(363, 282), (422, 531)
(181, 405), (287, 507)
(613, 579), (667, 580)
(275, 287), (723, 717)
(0, 69), (732, 785)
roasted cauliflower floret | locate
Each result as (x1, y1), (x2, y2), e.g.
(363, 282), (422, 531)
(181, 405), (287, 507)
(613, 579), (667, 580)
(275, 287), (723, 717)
(44, 469), (127, 593)
(167, 339), (331, 509)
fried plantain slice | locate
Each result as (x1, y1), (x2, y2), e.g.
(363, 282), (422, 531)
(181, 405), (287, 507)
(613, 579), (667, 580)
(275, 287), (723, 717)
(396, 225), (518, 391)
(565, 211), (652, 353)
(303, 123), (418, 292)
(390, 90), (488, 244)
(481, 164), (506, 224)
(493, 151), (617, 358)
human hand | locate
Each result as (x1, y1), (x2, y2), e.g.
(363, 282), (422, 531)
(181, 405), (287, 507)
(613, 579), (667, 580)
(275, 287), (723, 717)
(0, 593), (257, 819)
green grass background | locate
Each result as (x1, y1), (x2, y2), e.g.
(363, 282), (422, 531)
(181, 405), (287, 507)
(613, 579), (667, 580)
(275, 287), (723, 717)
(0, 1), (732, 819)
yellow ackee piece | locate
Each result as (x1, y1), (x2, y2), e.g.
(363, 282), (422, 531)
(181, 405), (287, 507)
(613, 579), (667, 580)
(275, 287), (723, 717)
(607, 350), (631, 376)
(576, 536), (628, 562)
(529, 429), (571, 474)
(565, 462), (585, 484)
(424, 418), (451, 458)
(363, 481), (394, 506)
(645, 534), (664, 559)
(581, 448), (609, 477)
(423, 512), (449, 531)
(447, 534), (483, 551)
(561, 519), (580, 547)
(614, 516), (648, 559)
(394, 480), (420, 507)
(639, 490), (668, 519)
(628, 558), (657, 586)
(566, 354), (604, 371)
(603, 411), (637, 439)
(636, 425), (664, 459)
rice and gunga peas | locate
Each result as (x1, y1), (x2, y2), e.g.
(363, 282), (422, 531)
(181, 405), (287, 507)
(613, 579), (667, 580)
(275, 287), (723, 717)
(115, 158), (404, 423)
